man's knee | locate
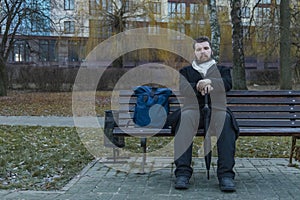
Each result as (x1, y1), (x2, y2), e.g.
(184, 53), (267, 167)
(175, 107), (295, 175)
(175, 109), (199, 133)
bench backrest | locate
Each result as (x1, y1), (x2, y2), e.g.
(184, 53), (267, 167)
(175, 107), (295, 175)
(116, 90), (300, 136)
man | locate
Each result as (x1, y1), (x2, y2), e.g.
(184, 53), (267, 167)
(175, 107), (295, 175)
(173, 36), (239, 192)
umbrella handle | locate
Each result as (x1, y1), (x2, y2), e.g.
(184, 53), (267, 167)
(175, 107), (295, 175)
(204, 87), (209, 105)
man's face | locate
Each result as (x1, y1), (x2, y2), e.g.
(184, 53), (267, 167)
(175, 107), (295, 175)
(194, 41), (212, 64)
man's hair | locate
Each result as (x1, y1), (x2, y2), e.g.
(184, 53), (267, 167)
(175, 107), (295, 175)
(193, 36), (212, 49)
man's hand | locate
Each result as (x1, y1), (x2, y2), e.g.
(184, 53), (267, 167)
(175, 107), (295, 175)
(200, 85), (213, 96)
(196, 79), (213, 95)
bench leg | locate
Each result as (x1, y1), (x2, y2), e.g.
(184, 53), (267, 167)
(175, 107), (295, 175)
(288, 136), (297, 167)
(103, 110), (128, 163)
(140, 138), (147, 174)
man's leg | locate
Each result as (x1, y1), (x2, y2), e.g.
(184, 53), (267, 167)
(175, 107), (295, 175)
(216, 112), (237, 191)
(174, 109), (199, 189)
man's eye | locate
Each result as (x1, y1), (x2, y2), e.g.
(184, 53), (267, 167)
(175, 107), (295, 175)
(204, 47), (210, 50)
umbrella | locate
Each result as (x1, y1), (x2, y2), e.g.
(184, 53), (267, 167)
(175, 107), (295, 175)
(202, 88), (212, 180)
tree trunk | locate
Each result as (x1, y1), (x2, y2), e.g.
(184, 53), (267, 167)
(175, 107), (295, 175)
(280, 0), (292, 90)
(230, 0), (247, 90)
(207, 0), (220, 62)
(0, 59), (8, 96)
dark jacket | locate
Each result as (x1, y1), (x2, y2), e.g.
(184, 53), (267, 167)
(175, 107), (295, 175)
(179, 64), (232, 109)
(167, 64), (239, 138)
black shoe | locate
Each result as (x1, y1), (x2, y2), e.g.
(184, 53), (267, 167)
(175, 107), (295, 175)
(219, 177), (236, 192)
(175, 176), (189, 190)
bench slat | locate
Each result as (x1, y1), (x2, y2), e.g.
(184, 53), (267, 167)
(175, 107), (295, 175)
(118, 113), (300, 120)
(229, 105), (300, 112)
(117, 120), (300, 128)
(118, 90), (180, 96)
(113, 127), (300, 137)
(227, 90), (300, 97)
(233, 113), (300, 119)
(227, 97), (300, 104)
(119, 96), (182, 104)
(119, 89), (300, 97)
(237, 120), (300, 127)
(118, 105), (181, 112)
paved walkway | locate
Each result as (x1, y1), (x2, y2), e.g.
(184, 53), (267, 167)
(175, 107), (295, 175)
(1, 157), (300, 200)
(0, 116), (104, 127)
(1, 116), (300, 199)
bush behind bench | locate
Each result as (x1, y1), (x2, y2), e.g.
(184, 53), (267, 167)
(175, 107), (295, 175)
(7, 66), (128, 92)
(7, 65), (288, 92)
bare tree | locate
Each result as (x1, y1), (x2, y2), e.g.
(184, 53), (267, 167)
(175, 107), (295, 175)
(246, 0), (298, 89)
(230, 0), (247, 90)
(291, 2), (300, 83)
(0, 0), (53, 96)
(87, 0), (148, 68)
(279, 0), (291, 89)
(207, 0), (220, 62)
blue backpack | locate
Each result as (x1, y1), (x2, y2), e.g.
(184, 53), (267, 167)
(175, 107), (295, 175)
(133, 86), (172, 128)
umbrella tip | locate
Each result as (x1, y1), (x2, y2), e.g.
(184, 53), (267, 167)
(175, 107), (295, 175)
(207, 170), (210, 180)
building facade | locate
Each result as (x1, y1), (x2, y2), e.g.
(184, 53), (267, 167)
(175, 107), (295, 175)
(2, 0), (292, 69)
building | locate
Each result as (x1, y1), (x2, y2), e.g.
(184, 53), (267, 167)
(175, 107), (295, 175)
(2, 0), (295, 69)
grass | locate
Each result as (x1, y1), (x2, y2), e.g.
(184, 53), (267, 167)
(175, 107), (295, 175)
(0, 90), (111, 117)
(0, 125), (94, 190)
(0, 89), (298, 190)
(123, 136), (293, 158)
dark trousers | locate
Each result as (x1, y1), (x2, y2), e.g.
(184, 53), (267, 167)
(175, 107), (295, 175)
(174, 109), (237, 180)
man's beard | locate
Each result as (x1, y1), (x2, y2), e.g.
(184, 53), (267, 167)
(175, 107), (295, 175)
(195, 56), (211, 64)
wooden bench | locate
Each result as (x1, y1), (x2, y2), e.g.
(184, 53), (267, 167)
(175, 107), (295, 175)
(104, 90), (300, 170)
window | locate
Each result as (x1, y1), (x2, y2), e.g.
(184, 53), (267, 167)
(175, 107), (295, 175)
(64, 21), (75, 34)
(168, 2), (186, 18)
(11, 41), (30, 62)
(64, 0), (75, 10)
(68, 41), (80, 62)
(190, 3), (207, 24)
(190, 3), (199, 19)
(69, 40), (87, 62)
(256, 0), (271, 4)
(149, 2), (161, 14)
(263, 0), (271, 4)
(256, 0), (280, 5)
(241, 7), (250, 18)
(255, 7), (270, 18)
(39, 40), (57, 62)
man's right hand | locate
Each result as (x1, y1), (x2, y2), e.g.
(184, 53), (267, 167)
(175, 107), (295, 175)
(196, 79), (213, 95)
